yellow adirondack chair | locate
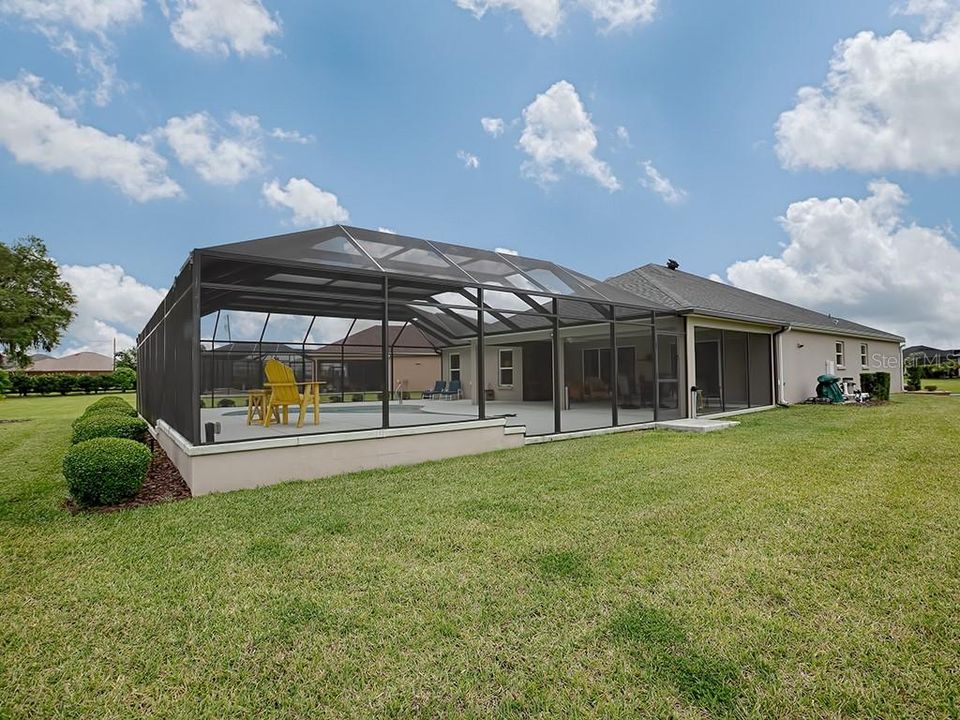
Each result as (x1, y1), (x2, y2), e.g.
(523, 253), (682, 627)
(263, 358), (320, 428)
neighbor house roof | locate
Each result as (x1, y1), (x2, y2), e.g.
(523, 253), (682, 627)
(311, 324), (440, 358)
(24, 351), (114, 373)
(608, 264), (904, 342)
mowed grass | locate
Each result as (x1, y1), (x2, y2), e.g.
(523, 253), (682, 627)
(920, 377), (960, 392)
(1, 394), (959, 719)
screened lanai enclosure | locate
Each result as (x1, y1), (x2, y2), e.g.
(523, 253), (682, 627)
(138, 225), (687, 447)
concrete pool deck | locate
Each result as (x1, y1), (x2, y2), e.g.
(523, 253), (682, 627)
(201, 399), (659, 442)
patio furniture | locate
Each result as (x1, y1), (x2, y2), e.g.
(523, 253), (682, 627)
(246, 389), (281, 426)
(423, 380), (446, 399)
(441, 380), (462, 400)
(263, 358), (321, 428)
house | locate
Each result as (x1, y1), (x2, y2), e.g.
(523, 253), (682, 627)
(139, 225), (905, 495)
(606, 264), (905, 409)
(22, 351), (114, 376)
(309, 324), (440, 398)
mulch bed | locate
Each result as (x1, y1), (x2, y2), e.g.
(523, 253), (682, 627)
(66, 440), (192, 514)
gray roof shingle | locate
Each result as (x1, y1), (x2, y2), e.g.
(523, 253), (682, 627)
(607, 264), (904, 342)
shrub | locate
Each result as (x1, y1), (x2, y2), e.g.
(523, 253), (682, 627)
(76, 374), (99, 394)
(62, 437), (150, 507)
(0, 368), (10, 395)
(860, 372), (891, 401)
(52, 373), (76, 395)
(72, 412), (147, 444)
(32, 374), (57, 395)
(905, 365), (923, 392)
(924, 385), (938, 392)
(96, 374), (115, 393)
(351, 393), (364, 402)
(216, 398), (236, 407)
(9, 372), (33, 396)
(85, 396), (137, 416)
(111, 367), (136, 391)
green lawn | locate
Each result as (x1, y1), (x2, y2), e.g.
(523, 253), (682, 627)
(1, 394), (959, 718)
(919, 377), (960, 393)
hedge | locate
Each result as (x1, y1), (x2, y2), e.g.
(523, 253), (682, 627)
(3, 370), (136, 396)
(62, 437), (151, 506)
(72, 412), (148, 444)
(84, 396), (138, 417)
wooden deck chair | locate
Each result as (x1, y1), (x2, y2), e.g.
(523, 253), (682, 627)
(263, 358), (320, 428)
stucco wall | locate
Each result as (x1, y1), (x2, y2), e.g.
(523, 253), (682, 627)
(156, 419), (525, 496)
(780, 329), (903, 404)
(441, 344), (526, 402)
(393, 355), (441, 394)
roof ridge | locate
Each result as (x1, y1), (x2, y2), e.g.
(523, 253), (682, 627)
(634, 265), (689, 307)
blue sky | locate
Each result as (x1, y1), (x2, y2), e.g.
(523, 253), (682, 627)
(1, 0), (958, 353)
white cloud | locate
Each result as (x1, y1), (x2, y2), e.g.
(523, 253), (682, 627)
(518, 80), (619, 191)
(579, 0), (656, 31)
(455, 0), (563, 36)
(377, 226), (397, 234)
(262, 177), (349, 227)
(164, 0), (281, 57)
(723, 180), (960, 347)
(775, 12), (960, 172)
(481, 116), (505, 137)
(0, 75), (182, 201)
(453, 0), (655, 35)
(269, 127), (314, 144)
(56, 263), (166, 355)
(457, 149), (480, 168)
(158, 111), (264, 185)
(495, 246), (519, 255)
(639, 160), (686, 205)
(615, 125), (631, 145)
(0, 0), (143, 33)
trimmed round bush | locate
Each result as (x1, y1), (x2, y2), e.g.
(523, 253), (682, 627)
(75, 404), (139, 427)
(72, 412), (147, 444)
(63, 437), (151, 507)
(85, 396), (137, 416)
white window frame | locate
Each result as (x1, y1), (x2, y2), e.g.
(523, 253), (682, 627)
(448, 353), (461, 383)
(835, 341), (846, 369)
(498, 348), (514, 388)
(860, 343), (869, 368)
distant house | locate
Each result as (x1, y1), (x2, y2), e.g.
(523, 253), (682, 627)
(23, 352), (114, 376)
(200, 342), (302, 395)
(903, 345), (959, 366)
(310, 325), (440, 397)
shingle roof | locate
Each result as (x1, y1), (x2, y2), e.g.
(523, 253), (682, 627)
(607, 264), (904, 342)
(25, 352), (114, 373)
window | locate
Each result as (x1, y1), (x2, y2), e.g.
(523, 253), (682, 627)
(498, 349), (514, 387)
(860, 343), (869, 368)
(449, 353), (460, 382)
(582, 348), (610, 386)
(835, 341), (845, 369)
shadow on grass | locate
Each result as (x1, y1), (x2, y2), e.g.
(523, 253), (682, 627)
(607, 602), (743, 716)
(536, 550), (591, 582)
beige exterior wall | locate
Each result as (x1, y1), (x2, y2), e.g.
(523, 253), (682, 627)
(392, 355), (441, 394)
(155, 419), (525, 496)
(779, 329), (903, 404)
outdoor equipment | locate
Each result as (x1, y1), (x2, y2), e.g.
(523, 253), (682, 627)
(816, 374), (845, 404)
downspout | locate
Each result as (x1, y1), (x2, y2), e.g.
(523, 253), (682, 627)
(773, 325), (790, 407)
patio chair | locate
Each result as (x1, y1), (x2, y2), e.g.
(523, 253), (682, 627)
(263, 358), (320, 428)
(441, 379), (462, 400)
(423, 380), (446, 399)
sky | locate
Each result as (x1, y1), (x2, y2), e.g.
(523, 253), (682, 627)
(1, 0), (958, 355)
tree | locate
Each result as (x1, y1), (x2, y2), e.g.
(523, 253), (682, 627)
(0, 237), (76, 367)
(114, 347), (137, 372)
(111, 367), (136, 391)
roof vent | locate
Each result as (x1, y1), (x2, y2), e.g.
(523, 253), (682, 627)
(666, 258), (680, 270)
